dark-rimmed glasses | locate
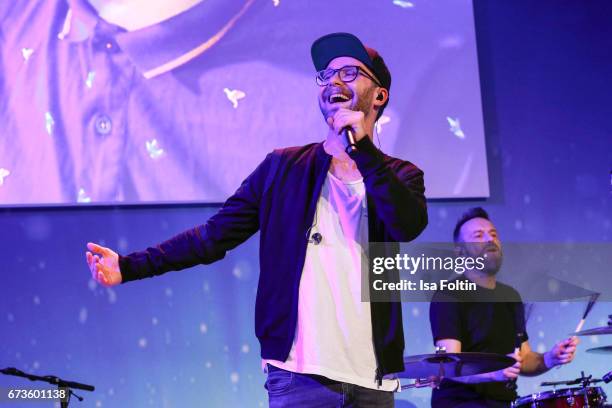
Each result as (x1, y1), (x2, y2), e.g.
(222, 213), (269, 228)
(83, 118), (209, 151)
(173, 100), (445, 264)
(315, 65), (382, 87)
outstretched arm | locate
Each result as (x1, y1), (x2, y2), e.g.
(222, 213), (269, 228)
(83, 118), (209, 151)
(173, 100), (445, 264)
(86, 152), (276, 285)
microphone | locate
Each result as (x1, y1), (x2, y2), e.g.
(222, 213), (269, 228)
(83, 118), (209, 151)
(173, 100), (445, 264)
(344, 127), (357, 153)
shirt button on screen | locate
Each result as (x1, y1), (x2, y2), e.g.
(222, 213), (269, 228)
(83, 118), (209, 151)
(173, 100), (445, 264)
(94, 114), (112, 135)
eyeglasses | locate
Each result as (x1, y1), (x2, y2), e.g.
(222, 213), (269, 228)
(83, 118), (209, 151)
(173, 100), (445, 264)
(315, 65), (382, 87)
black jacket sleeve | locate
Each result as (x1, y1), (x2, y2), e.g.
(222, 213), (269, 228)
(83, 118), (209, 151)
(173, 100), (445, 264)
(350, 136), (427, 242)
(119, 153), (274, 282)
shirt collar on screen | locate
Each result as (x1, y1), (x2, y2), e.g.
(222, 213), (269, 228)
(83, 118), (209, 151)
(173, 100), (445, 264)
(60, 0), (255, 79)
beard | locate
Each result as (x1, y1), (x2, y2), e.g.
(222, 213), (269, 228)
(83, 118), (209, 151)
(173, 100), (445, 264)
(482, 252), (503, 275)
(462, 242), (503, 276)
(480, 244), (503, 276)
(352, 86), (375, 117)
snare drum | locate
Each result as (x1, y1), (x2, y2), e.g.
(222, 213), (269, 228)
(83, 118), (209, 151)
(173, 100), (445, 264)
(513, 386), (607, 407)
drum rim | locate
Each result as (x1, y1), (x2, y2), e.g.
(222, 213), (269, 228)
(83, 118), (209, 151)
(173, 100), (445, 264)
(514, 386), (605, 404)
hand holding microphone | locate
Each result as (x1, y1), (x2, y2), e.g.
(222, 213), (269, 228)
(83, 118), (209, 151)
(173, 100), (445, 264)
(326, 108), (368, 153)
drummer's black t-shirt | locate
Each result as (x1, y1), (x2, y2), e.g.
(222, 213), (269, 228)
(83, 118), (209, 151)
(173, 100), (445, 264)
(429, 278), (528, 407)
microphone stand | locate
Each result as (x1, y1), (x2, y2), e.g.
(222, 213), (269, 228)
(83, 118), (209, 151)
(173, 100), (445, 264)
(1, 367), (95, 408)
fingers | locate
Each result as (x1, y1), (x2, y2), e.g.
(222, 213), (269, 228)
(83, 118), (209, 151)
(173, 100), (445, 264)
(95, 263), (112, 286)
(549, 340), (577, 366)
(86, 251), (96, 280)
(558, 348), (576, 364)
(86, 252), (110, 284)
(557, 338), (578, 359)
(513, 352), (523, 363)
(559, 337), (579, 349)
(507, 351), (522, 363)
(501, 351), (522, 380)
(562, 345), (577, 353)
(85, 251), (101, 267)
(87, 242), (111, 256)
(86, 252), (103, 279)
(86, 242), (120, 287)
(504, 366), (520, 380)
(327, 109), (364, 133)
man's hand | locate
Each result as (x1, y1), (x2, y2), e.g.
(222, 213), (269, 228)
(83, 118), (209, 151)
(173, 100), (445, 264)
(326, 108), (368, 146)
(544, 337), (579, 368)
(86, 242), (122, 287)
(490, 350), (522, 382)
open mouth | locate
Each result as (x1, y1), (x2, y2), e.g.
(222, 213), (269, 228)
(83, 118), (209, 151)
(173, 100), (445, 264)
(328, 93), (351, 104)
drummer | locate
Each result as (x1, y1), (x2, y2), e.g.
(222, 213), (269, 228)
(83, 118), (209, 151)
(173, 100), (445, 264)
(428, 207), (579, 407)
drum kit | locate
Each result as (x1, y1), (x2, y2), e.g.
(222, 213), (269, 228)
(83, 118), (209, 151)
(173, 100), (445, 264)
(397, 321), (612, 407)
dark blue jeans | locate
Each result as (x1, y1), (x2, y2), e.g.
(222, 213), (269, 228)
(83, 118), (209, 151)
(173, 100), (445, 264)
(264, 365), (395, 408)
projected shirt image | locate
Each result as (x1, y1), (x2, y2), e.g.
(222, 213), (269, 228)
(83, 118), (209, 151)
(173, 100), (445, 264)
(0, 0), (488, 205)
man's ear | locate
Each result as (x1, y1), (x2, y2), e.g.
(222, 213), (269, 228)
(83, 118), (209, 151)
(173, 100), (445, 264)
(373, 88), (388, 106)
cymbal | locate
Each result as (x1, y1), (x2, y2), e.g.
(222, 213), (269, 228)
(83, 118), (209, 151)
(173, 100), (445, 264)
(398, 352), (515, 379)
(573, 326), (612, 336)
(586, 345), (612, 354)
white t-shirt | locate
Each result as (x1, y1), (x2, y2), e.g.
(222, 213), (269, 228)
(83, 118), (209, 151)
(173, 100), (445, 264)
(264, 171), (400, 392)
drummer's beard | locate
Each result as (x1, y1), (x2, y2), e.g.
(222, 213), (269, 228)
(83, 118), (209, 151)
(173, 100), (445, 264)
(480, 243), (503, 276)
(463, 242), (503, 276)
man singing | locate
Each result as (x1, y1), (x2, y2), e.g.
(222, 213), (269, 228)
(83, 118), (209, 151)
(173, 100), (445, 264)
(429, 207), (578, 407)
(87, 33), (427, 407)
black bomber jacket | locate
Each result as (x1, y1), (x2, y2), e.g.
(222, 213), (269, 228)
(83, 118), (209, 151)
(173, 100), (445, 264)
(119, 136), (428, 383)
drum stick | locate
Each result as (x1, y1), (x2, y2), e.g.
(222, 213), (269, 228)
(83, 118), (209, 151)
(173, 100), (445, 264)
(574, 319), (586, 334)
(554, 293), (600, 369)
(574, 293), (600, 335)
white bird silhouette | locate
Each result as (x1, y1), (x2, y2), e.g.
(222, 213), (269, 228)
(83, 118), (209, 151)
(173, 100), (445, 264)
(0, 168), (10, 186)
(223, 88), (246, 109)
(45, 112), (55, 136)
(446, 116), (465, 139)
(145, 139), (165, 159)
(393, 0), (415, 9)
(22, 48), (34, 61)
(77, 188), (91, 203)
(376, 115), (391, 134)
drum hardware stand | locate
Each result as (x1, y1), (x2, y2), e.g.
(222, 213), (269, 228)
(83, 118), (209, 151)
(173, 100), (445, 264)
(579, 371), (594, 408)
(540, 372), (606, 408)
(1, 367), (95, 407)
(401, 347), (451, 390)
